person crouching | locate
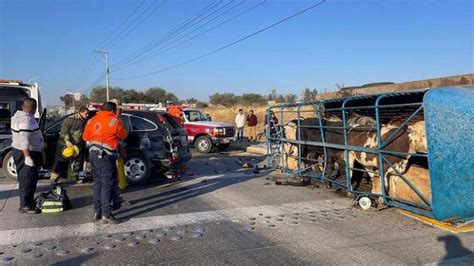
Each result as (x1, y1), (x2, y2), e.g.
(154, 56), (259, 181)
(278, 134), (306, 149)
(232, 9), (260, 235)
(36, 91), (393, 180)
(50, 106), (89, 184)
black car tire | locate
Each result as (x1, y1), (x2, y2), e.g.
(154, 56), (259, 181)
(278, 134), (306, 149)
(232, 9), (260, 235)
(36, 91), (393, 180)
(2, 150), (18, 179)
(124, 152), (151, 184)
(195, 136), (213, 153)
(217, 143), (230, 152)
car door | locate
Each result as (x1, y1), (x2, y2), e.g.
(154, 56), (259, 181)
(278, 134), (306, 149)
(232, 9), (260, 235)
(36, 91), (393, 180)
(41, 114), (69, 169)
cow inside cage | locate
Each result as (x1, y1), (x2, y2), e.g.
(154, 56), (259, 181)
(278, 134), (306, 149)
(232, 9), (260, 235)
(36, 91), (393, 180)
(267, 87), (474, 222)
(267, 90), (434, 217)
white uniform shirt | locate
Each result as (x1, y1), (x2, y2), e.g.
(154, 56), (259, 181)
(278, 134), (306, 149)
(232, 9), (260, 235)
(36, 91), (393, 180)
(11, 111), (44, 152)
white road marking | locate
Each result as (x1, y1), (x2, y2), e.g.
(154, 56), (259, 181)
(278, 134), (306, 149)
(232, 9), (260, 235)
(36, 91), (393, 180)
(0, 198), (351, 246)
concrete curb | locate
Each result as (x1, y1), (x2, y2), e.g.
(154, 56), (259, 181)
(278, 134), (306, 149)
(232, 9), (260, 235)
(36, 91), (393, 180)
(231, 143), (267, 155)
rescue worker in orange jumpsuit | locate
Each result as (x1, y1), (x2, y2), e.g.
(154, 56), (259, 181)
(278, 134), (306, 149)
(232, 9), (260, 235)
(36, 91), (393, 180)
(83, 102), (128, 224)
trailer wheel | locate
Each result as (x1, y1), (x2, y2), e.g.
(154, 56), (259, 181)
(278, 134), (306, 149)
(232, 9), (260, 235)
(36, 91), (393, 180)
(359, 196), (372, 210)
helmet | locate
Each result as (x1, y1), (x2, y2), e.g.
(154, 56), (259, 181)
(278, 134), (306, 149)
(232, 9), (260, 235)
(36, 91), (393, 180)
(62, 145), (80, 158)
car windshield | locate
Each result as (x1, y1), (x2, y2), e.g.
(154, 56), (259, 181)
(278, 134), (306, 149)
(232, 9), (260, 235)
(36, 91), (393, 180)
(184, 110), (208, 122)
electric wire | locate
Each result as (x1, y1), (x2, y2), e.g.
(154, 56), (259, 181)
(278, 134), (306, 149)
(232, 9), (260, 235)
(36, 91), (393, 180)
(71, 0), (149, 92)
(113, 0), (249, 71)
(103, 0), (166, 50)
(115, 0), (326, 80)
(113, 0), (265, 72)
(113, 0), (238, 70)
(111, 0), (224, 68)
(74, 0), (166, 93)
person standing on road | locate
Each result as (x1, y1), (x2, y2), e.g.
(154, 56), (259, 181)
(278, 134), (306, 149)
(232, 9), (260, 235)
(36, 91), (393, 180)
(83, 102), (128, 224)
(11, 98), (44, 214)
(235, 109), (245, 142)
(246, 110), (258, 142)
(50, 106), (90, 185)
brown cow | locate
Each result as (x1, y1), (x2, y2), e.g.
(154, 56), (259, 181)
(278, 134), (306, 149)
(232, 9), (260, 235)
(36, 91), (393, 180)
(281, 119), (300, 171)
(348, 120), (427, 194)
(372, 166), (431, 207)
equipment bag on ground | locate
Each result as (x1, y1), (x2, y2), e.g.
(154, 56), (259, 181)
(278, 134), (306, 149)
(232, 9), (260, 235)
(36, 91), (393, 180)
(35, 186), (72, 213)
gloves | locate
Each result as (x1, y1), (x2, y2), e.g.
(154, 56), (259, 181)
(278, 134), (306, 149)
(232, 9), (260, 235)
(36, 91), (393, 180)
(25, 156), (35, 167)
(65, 140), (73, 147)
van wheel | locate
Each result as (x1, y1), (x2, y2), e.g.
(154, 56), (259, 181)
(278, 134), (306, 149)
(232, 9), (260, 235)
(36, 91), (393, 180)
(2, 150), (18, 179)
(124, 152), (151, 184)
(195, 136), (213, 153)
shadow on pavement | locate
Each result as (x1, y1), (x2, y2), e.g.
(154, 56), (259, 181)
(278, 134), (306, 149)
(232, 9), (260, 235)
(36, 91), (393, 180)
(114, 172), (260, 221)
(111, 154), (266, 220)
(438, 235), (473, 264)
(51, 252), (96, 266)
(0, 183), (51, 201)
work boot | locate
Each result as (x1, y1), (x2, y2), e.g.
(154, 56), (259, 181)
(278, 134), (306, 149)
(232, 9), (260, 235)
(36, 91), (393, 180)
(49, 172), (60, 185)
(19, 206), (40, 214)
(94, 212), (102, 221)
(102, 215), (120, 224)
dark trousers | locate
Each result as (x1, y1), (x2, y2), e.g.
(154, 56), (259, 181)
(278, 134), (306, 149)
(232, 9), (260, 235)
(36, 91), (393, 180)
(52, 144), (84, 180)
(90, 150), (117, 217)
(236, 127), (244, 141)
(12, 149), (41, 208)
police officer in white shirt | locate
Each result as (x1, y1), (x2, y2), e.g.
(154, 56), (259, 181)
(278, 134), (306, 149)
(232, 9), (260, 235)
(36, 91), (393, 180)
(11, 98), (44, 214)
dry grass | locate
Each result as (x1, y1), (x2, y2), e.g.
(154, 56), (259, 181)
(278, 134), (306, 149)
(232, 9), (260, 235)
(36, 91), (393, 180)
(201, 105), (317, 140)
(201, 106), (268, 133)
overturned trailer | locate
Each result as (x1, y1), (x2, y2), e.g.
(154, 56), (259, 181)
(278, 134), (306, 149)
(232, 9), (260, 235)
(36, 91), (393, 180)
(266, 86), (473, 222)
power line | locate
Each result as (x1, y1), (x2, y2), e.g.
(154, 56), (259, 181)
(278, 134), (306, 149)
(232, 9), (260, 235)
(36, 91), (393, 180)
(71, 0), (150, 92)
(111, 0), (224, 69)
(74, 1), (166, 93)
(95, 0), (147, 50)
(85, 73), (106, 94)
(71, 54), (99, 92)
(115, 0), (326, 80)
(113, 0), (265, 72)
(113, 0), (238, 70)
(103, 0), (166, 50)
(113, 0), (248, 71)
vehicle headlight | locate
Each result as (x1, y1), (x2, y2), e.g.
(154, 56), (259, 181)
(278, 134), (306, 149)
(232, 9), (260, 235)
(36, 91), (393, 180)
(213, 128), (224, 134)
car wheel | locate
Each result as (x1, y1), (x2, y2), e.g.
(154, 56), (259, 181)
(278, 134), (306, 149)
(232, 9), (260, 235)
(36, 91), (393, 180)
(2, 150), (17, 179)
(124, 152), (151, 184)
(195, 136), (213, 153)
(217, 143), (230, 152)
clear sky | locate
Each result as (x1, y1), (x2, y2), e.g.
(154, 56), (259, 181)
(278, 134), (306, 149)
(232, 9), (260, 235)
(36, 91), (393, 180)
(0, 0), (472, 105)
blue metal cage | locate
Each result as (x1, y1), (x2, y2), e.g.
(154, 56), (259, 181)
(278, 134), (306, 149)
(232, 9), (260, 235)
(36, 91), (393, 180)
(266, 86), (473, 222)
(424, 87), (474, 221)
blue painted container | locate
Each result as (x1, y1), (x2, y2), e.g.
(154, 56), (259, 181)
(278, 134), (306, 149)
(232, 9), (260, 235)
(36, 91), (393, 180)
(424, 87), (474, 221)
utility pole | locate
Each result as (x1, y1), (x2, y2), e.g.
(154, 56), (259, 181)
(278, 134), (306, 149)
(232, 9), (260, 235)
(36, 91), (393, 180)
(95, 50), (110, 101)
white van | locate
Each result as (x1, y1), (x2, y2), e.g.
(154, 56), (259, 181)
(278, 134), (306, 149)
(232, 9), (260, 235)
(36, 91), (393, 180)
(0, 79), (44, 178)
(0, 79), (42, 119)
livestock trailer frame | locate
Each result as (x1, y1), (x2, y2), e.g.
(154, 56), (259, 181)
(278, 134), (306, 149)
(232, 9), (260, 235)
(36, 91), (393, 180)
(266, 87), (474, 222)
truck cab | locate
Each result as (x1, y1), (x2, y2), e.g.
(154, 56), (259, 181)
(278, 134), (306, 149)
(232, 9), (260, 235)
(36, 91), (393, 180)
(167, 106), (236, 153)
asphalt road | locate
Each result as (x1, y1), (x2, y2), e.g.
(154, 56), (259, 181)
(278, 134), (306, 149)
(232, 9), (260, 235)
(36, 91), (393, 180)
(0, 149), (473, 265)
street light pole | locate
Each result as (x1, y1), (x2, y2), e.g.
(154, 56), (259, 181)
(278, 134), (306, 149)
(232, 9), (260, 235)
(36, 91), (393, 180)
(95, 50), (110, 101)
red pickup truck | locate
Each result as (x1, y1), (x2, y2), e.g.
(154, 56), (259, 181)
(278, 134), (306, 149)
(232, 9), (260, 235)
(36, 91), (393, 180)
(166, 106), (236, 153)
